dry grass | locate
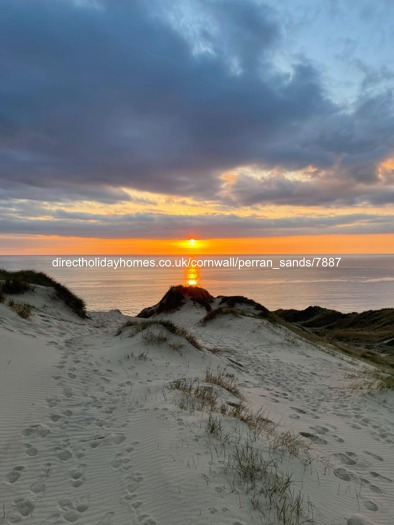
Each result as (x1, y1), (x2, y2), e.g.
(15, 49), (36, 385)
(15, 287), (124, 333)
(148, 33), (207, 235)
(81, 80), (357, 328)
(170, 371), (311, 525)
(8, 301), (33, 319)
(169, 378), (218, 411)
(225, 437), (309, 524)
(205, 368), (243, 398)
(171, 374), (303, 457)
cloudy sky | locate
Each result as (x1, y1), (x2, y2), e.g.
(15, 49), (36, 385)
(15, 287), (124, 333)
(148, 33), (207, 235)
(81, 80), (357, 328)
(1, 0), (393, 253)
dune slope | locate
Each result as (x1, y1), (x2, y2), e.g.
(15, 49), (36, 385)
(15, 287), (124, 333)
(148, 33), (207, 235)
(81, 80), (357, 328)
(1, 286), (393, 525)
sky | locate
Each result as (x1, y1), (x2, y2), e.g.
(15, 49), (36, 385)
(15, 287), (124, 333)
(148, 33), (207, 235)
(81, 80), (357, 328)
(0, 0), (393, 254)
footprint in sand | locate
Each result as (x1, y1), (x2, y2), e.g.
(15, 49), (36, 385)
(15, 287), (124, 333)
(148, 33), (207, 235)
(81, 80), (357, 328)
(369, 471), (393, 483)
(70, 464), (87, 487)
(55, 447), (73, 461)
(24, 443), (38, 456)
(367, 483), (382, 494)
(290, 406), (307, 414)
(334, 468), (357, 482)
(59, 499), (89, 523)
(97, 511), (115, 525)
(63, 386), (73, 398)
(137, 515), (156, 525)
(47, 395), (59, 406)
(110, 456), (127, 469)
(334, 452), (357, 465)
(312, 426), (329, 435)
(22, 424), (50, 438)
(364, 451), (383, 461)
(123, 471), (144, 504)
(299, 432), (327, 445)
(13, 498), (35, 517)
(361, 498), (378, 511)
(5, 467), (23, 484)
(30, 481), (45, 494)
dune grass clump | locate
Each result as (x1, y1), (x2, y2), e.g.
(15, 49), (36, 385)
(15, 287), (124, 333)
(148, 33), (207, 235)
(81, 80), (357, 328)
(205, 368), (243, 399)
(142, 330), (168, 345)
(169, 378), (218, 411)
(227, 439), (307, 525)
(171, 373), (303, 457)
(0, 290), (4, 303)
(8, 301), (33, 319)
(0, 269), (86, 318)
(200, 306), (242, 325)
(118, 319), (203, 350)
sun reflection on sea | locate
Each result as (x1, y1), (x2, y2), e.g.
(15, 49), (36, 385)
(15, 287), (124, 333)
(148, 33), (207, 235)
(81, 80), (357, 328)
(185, 265), (200, 286)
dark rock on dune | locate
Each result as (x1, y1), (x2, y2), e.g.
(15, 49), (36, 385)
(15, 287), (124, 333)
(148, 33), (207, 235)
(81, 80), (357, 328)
(137, 285), (214, 317)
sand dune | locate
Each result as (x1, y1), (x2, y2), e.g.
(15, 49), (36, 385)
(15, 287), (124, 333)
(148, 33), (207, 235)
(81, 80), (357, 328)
(1, 284), (393, 525)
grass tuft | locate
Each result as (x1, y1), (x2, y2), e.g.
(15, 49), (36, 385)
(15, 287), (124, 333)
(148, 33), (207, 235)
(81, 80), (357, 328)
(118, 319), (203, 350)
(205, 368), (243, 398)
(207, 413), (222, 438)
(227, 439), (308, 525)
(9, 301), (33, 319)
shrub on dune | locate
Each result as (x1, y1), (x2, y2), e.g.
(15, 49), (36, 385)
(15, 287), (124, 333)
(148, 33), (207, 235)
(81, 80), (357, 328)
(0, 269), (87, 318)
(1, 279), (31, 294)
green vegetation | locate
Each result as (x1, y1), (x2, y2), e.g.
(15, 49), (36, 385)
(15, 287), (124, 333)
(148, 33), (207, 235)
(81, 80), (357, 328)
(0, 269), (86, 318)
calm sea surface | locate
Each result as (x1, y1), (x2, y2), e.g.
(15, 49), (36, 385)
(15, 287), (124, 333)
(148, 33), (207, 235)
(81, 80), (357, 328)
(0, 255), (393, 315)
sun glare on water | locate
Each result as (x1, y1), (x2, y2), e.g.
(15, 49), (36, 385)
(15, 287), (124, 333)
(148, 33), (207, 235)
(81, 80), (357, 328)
(185, 266), (200, 286)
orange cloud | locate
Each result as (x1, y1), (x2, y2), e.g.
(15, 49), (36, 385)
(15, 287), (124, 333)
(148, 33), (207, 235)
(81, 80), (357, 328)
(378, 156), (394, 181)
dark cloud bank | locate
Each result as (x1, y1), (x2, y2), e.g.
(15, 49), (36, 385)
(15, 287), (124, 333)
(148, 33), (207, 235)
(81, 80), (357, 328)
(0, 0), (393, 237)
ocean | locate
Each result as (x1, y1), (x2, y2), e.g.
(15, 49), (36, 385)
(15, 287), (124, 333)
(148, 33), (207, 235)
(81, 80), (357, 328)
(0, 255), (393, 315)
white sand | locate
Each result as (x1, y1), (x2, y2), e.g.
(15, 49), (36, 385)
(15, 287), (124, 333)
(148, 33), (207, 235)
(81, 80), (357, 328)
(1, 287), (393, 525)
